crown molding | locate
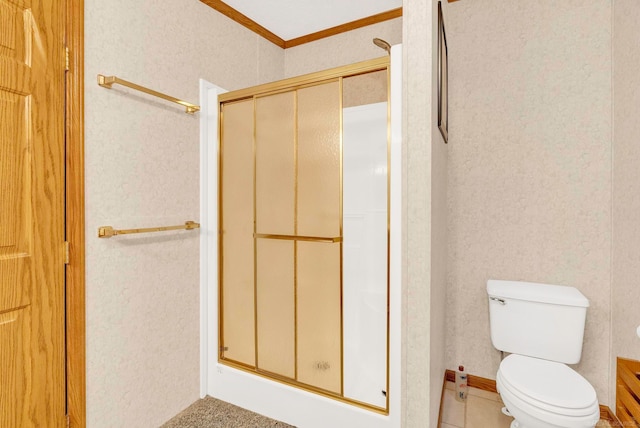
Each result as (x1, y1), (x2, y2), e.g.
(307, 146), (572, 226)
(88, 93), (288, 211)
(200, 0), (402, 49)
(284, 7), (402, 49)
(200, 0), (286, 48)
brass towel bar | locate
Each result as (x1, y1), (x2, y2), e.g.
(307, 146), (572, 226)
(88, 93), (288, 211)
(98, 221), (200, 238)
(97, 74), (200, 114)
(253, 233), (342, 243)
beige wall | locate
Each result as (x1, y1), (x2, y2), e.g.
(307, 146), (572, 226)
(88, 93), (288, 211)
(84, 1), (283, 426)
(85, 1), (410, 426)
(284, 18), (402, 78)
(445, 0), (613, 405)
(430, 0), (449, 422)
(402, 0), (448, 426)
(84, 0), (636, 424)
(612, 0), (640, 398)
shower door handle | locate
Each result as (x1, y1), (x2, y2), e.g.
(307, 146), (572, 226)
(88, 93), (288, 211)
(253, 233), (342, 243)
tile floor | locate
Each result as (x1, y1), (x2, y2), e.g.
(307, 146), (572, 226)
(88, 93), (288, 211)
(439, 381), (613, 428)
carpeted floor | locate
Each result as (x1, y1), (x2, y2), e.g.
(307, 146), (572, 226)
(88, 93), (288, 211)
(161, 396), (295, 428)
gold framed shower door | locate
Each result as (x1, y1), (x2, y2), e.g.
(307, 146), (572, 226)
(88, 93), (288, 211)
(218, 56), (391, 414)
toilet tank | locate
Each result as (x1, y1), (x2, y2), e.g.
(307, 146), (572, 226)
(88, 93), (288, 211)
(487, 280), (590, 364)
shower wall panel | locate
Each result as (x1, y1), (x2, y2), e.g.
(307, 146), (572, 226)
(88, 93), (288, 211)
(342, 101), (389, 408)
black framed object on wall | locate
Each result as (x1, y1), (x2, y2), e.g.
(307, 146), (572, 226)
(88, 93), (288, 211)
(438, 1), (448, 144)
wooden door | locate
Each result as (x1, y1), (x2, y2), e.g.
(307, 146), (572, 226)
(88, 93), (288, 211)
(0, 0), (66, 426)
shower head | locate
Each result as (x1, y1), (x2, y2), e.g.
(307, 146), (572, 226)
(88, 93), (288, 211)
(373, 38), (391, 54)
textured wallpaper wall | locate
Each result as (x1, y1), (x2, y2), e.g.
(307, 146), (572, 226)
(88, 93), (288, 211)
(445, 0), (613, 405)
(84, 1), (412, 426)
(83, 0), (636, 423)
(401, 1), (448, 426)
(284, 18), (402, 78)
(429, 0), (449, 423)
(84, 1), (284, 426)
(612, 0), (640, 397)
(427, 0), (449, 425)
(401, 0), (435, 425)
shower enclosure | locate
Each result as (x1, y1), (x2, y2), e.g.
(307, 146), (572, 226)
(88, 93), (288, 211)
(201, 49), (402, 428)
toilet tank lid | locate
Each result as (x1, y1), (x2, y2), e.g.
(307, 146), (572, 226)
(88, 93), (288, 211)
(487, 280), (589, 308)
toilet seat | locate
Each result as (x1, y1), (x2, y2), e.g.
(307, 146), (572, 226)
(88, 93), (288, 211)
(498, 372), (596, 418)
(499, 380), (600, 428)
(498, 354), (598, 413)
(497, 354), (600, 427)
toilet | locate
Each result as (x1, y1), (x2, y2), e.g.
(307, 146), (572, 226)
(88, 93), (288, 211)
(487, 280), (600, 428)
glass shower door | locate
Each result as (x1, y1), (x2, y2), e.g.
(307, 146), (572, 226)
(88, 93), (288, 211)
(219, 65), (389, 411)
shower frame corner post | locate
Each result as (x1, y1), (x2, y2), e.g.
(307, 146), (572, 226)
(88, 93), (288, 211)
(388, 43), (403, 428)
(199, 79), (227, 399)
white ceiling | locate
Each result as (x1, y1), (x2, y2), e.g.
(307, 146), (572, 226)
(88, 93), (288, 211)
(222, 0), (402, 41)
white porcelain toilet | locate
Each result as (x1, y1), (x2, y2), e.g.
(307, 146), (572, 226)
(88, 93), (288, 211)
(487, 280), (600, 428)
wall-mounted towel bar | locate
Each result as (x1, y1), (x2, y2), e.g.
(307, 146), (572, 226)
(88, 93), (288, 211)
(98, 221), (200, 238)
(97, 74), (200, 114)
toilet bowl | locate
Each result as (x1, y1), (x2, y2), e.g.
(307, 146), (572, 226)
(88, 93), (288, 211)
(497, 354), (600, 428)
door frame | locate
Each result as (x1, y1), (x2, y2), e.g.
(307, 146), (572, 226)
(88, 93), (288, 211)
(65, 0), (86, 426)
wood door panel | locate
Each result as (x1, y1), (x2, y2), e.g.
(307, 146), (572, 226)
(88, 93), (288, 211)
(0, 58), (31, 95)
(0, 2), (17, 50)
(0, 257), (31, 313)
(0, 0), (65, 426)
(0, 0), (28, 65)
(0, 91), (29, 251)
(0, 94), (20, 248)
(0, 84), (32, 318)
(0, 308), (30, 427)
